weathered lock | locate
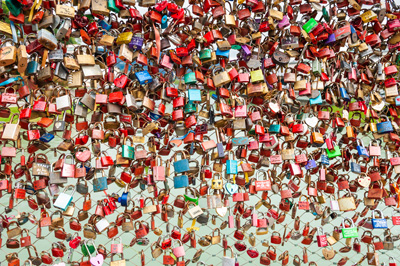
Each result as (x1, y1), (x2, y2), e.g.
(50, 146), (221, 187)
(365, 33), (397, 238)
(93, 170), (108, 192)
(212, 66), (231, 87)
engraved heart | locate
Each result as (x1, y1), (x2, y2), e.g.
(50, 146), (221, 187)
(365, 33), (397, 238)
(224, 183), (238, 195)
(357, 175), (371, 188)
(322, 248), (335, 260)
(90, 254), (104, 266)
(305, 116), (319, 127)
(215, 206), (227, 217)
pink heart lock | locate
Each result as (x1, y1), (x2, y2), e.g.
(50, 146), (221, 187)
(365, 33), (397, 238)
(76, 150), (91, 162)
(90, 254), (104, 266)
(246, 248), (259, 258)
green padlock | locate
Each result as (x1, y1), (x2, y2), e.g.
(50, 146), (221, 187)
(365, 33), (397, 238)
(107, 0), (120, 13)
(250, 69), (264, 83)
(296, 112), (304, 120)
(302, 18), (318, 33)
(6, 0), (22, 17)
(341, 218), (358, 238)
(199, 49), (212, 61)
(326, 145), (341, 159)
(122, 136), (135, 159)
(184, 103), (197, 113)
(81, 243), (95, 256)
(184, 72), (196, 85)
(322, 7), (330, 22)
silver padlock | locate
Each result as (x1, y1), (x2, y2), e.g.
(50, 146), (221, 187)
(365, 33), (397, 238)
(74, 99), (88, 117)
(95, 217), (110, 232)
(56, 19), (71, 40)
(80, 91), (95, 110)
(56, 89), (72, 111)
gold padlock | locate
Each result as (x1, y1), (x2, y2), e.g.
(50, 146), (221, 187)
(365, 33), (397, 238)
(212, 66), (231, 87)
(250, 69), (264, 83)
(0, 40), (17, 67)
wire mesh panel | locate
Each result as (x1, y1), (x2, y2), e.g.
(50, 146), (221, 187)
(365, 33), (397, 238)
(1, 106), (400, 266)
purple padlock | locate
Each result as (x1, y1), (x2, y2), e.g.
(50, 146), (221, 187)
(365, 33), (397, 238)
(129, 35), (144, 51)
(241, 45), (251, 57)
(324, 34), (336, 45)
(278, 15), (290, 29)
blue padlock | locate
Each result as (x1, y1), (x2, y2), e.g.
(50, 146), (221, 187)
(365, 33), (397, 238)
(305, 159), (317, 170)
(216, 48), (230, 58)
(135, 70), (153, 85)
(377, 116), (394, 134)
(371, 209), (388, 229)
(93, 172), (108, 192)
(226, 151), (238, 175)
(187, 85), (201, 102)
(357, 139), (369, 158)
(396, 96), (400, 106)
(84, 165), (92, 174)
(118, 185), (131, 207)
(309, 92), (323, 105)
(173, 151), (190, 173)
(25, 183), (36, 195)
(40, 133), (55, 143)
(339, 87), (350, 102)
(98, 20), (112, 31)
(350, 159), (361, 174)
(321, 152), (330, 165)
(174, 174), (189, 188)
(356, 139), (369, 158)
(161, 15), (168, 29)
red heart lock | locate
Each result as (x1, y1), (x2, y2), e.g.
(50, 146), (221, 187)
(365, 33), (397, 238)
(247, 248), (259, 258)
(234, 241), (247, 252)
(69, 236), (81, 249)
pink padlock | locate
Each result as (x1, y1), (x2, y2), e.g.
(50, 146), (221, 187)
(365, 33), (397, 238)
(325, 138), (334, 151)
(278, 15), (290, 29)
(251, 210), (258, 227)
(289, 163), (301, 176)
(153, 156), (165, 181)
(235, 105), (247, 118)
(172, 240), (185, 258)
(228, 210), (235, 228)
(110, 237), (123, 254)
(320, 168), (326, 181)
(368, 140), (381, 156)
